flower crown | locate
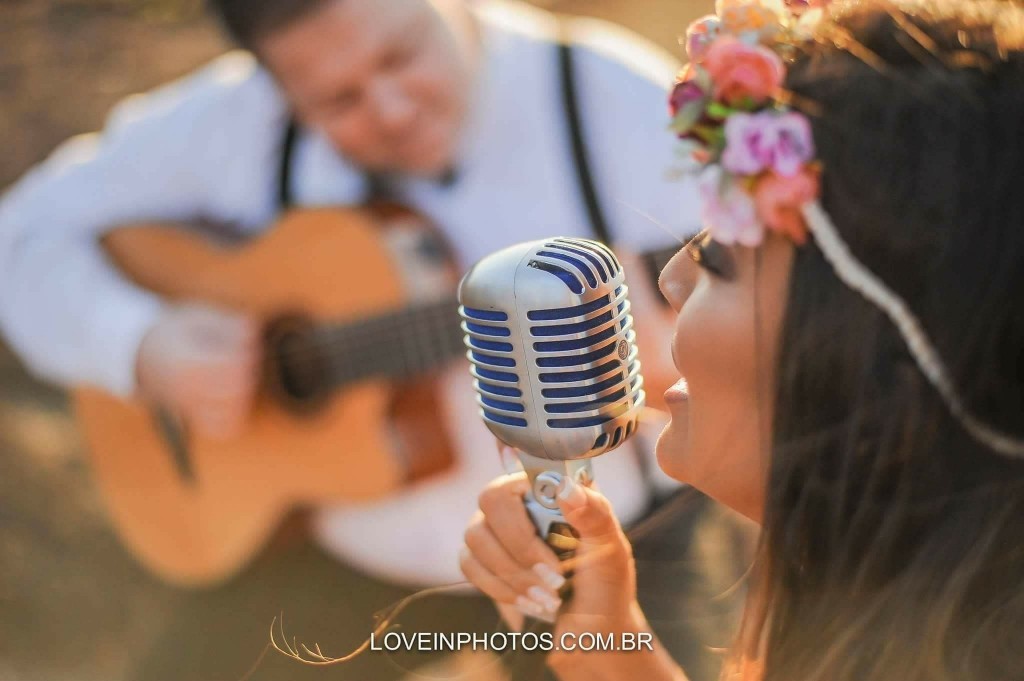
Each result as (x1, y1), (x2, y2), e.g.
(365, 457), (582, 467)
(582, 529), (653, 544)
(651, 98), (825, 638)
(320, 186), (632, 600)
(670, 0), (1024, 459)
(670, 0), (829, 247)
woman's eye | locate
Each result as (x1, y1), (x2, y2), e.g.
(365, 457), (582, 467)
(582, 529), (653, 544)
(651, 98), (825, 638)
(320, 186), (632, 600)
(685, 232), (735, 280)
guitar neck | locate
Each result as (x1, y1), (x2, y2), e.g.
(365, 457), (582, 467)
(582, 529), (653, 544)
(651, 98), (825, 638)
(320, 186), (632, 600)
(319, 297), (465, 389)
(311, 242), (682, 391)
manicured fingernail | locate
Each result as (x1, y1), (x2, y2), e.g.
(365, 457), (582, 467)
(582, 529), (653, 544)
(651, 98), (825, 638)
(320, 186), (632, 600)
(533, 563), (566, 590)
(516, 595), (545, 618)
(517, 595), (556, 623)
(528, 585), (562, 612)
(557, 476), (586, 507)
(535, 608), (557, 623)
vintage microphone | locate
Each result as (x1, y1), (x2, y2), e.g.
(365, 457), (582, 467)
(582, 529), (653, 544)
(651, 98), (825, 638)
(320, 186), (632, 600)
(458, 237), (646, 679)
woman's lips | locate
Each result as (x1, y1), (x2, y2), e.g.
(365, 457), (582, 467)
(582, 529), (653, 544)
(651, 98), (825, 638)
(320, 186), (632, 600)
(664, 378), (689, 405)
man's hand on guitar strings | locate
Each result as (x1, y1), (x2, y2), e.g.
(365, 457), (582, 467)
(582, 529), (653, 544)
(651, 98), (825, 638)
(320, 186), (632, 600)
(135, 302), (260, 440)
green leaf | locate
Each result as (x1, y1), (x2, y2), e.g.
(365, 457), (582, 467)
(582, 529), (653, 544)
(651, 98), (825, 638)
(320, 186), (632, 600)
(706, 102), (735, 120)
(670, 98), (708, 135)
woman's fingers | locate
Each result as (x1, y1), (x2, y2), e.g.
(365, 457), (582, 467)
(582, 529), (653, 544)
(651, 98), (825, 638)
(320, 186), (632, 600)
(557, 477), (624, 544)
(554, 477), (637, 619)
(458, 546), (520, 605)
(465, 512), (548, 596)
(478, 475), (563, 573)
(461, 473), (569, 620)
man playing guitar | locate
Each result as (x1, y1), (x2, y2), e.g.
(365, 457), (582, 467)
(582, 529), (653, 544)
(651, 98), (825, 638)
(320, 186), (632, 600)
(0, 1), (707, 679)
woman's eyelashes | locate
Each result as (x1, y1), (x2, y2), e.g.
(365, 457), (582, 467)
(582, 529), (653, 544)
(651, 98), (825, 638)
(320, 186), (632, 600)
(686, 232), (736, 280)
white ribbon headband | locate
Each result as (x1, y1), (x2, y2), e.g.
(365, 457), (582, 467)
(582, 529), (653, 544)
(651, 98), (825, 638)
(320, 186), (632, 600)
(801, 201), (1024, 459)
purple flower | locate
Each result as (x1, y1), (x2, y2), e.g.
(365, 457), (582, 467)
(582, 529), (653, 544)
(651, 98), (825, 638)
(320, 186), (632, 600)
(721, 111), (815, 177)
(669, 78), (706, 117)
(698, 166), (764, 246)
(669, 77), (709, 139)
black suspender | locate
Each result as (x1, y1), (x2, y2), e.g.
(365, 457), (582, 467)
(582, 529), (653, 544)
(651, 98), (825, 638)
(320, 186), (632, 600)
(558, 36), (669, 511)
(557, 40), (614, 246)
(278, 118), (300, 211)
(277, 122), (406, 211)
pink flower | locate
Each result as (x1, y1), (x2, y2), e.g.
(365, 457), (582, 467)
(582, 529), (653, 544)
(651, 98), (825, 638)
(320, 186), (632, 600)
(704, 36), (785, 106)
(685, 16), (722, 64)
(698, 166), (764, 246)
(753, 168), (820, 244)
(722, 111), (815, 176)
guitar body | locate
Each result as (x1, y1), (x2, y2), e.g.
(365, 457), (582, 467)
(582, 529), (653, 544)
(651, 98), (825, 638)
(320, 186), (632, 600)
(74, 208), (457, 586)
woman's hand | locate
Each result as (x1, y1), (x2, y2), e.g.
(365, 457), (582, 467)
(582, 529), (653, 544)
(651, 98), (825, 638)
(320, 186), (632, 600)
(459, 461), (638, 629)
(460, 456), (689, 681)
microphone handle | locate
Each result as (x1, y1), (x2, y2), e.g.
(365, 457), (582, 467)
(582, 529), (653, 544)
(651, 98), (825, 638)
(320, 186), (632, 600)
(504, 516), (580, 681)
(502, 456), (591, 679)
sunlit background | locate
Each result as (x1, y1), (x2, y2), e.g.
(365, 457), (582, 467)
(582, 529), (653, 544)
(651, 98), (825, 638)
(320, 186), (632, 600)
(0, 2), (728, 680)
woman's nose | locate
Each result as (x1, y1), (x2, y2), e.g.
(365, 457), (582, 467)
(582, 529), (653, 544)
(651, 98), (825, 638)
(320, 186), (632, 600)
(659, 246), (697, 313)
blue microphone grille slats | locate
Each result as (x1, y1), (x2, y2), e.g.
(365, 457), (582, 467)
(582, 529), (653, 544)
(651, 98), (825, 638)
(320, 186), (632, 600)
(526, 260), (584, 294)
(541, 373), (622, 399)
(461, 306), (528, 428)
(464, 321), (511, 337)
(462, 308), (509, 322)
(535, 340), (618, 368)
(535, 251), (598, 289)
(526, 296), (607, 321)
(527, 283), (640, 433)
(591, 419), (634, 452)
(471, 350), (516, 368)
(544, 388), (628, 413)
(544, 243), (609, 283)
(534, 326), (618, 353)
(524, 239), (621, 295)
(553, 238), (621, 277)
(468, 337), (513, 352)
(530, 310), (614, 337)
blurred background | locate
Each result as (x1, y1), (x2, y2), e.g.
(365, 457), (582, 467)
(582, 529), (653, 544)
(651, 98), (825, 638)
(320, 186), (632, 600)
(0, 1), (724, 680)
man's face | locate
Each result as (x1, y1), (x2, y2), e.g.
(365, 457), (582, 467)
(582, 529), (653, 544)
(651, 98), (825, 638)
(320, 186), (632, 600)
(260, 0), (474, 177)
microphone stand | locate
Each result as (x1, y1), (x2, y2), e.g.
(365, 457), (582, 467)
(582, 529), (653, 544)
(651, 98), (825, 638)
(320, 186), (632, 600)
(503, 453), (592, 681)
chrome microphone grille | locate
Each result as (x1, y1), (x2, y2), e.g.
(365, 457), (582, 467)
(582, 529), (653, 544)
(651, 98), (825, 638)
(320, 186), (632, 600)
(458, 238), (646, 461)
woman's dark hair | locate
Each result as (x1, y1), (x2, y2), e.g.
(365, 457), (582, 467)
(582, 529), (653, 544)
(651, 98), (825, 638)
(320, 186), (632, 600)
(207, 0), (336, 52)
(746, 2), (1024, 679)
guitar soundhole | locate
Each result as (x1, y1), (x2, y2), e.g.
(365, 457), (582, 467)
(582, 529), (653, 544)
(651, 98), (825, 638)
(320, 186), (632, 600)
(264, 315), (331, 414)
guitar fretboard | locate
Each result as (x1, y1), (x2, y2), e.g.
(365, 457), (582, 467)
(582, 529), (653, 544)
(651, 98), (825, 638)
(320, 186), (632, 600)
(317, 297), (465, 388)
(307, 243), (682, 389)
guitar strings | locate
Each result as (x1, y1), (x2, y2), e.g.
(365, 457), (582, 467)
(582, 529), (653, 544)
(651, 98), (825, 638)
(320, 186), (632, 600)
(257, 299), (463, 376)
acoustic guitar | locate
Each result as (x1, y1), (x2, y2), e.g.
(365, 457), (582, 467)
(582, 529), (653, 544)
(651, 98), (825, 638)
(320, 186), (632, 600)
(74, 206), (680, 587)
